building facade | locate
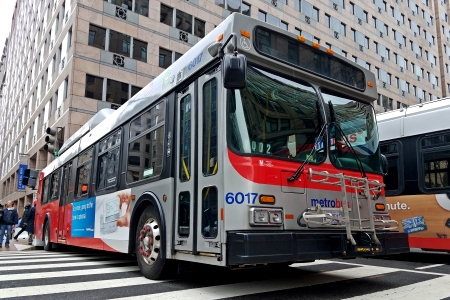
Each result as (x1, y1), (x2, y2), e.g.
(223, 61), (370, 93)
(0, 0), (449, 212)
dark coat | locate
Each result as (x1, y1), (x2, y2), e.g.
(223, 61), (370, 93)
(2, 208), (19, 225)
(21, 207), (31, 225)
(26, 206), (35, 234)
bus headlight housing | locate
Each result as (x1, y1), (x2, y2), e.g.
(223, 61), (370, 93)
(249, 208), (284, 226)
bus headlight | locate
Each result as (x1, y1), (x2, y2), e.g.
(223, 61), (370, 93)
(249, 208), (283, 226)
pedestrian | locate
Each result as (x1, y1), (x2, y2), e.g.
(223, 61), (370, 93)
(13, 203), (32, 241)
(0, 201), (19, 248)
(26, 201), (36, 245)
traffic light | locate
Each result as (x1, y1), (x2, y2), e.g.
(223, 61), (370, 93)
(44, 127), (58, 155)
(22, 169), (39, 189)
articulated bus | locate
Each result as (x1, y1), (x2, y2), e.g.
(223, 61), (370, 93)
(34, 13), (408, 279)
(377, 98), (450, 252)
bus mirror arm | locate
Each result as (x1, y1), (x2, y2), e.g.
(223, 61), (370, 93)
(218, 32), (238, 59)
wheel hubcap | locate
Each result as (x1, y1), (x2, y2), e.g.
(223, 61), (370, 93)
(45, 227), (49, 245)
(138, 218), (161, 265)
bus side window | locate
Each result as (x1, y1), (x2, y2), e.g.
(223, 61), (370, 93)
(202, 186), (218, 238)
(126, 100), (165, 183)
(41, 177), (50, 204)
(75, 147), (93, 198)
(202, 78), (218, 176)
(97, 129), (122, 190)
(420, 133), (450, 190)
(380, 141), (402, 195)
(179, 94), (191, 182)
(50, 169), (60, 201)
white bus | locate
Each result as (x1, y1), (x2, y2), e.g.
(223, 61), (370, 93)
(34, 13), (408, 279)
(377, 97), (450, 251)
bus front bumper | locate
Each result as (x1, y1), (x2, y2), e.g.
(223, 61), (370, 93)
(227, 230), (409, 266)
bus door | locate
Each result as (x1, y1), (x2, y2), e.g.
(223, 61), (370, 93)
(195, 71), (222, 255)
(174, 69), (222, 256)
(174, 83), (196, 253)
(58, 162), (72, 241)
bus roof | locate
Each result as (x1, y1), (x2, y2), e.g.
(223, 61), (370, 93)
(42, 12), (376, 176)
(377, 97), (450, 141)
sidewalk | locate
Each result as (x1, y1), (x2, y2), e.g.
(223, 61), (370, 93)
(0, 232), (36, 252)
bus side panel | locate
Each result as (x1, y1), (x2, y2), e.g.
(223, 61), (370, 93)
(386, 194), (450, 250)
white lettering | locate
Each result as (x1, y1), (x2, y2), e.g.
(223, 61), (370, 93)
(386, 202), (410, 210)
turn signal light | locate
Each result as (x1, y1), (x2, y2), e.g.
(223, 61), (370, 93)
(241, 30), (251, 38)
(217, 34), (223, 42)
(312, 42), (320, 49)
(260, 195), (275, 204)
(375, 203), (385, 211)
(297, 36), (306, 42)
(367, 82), (374, 87)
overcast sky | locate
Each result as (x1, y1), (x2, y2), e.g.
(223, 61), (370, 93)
(0, 1), (18, 54)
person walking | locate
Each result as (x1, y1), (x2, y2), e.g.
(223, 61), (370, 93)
(13, 203), (32, 241)
(26, 201), (36, 245)
(0, 201), (19, 248)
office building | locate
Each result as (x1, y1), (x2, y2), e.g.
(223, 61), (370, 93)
(0, 0), (449, 211)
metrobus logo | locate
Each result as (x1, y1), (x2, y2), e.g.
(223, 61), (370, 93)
(311, 198), (351, 208)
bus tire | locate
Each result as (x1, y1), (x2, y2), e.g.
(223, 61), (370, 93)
(43, 221), (52, 251)
(135, 205), (177, 280)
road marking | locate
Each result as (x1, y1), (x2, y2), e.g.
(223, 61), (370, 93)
(0, 277), (161, 298)
(110, 265), (397, 300)
(0, 253), (95, 260)
(0, 255), (117, 265)
(0, 265), (139, 281)
(0, 259), (133, 271)
(415, 264), (445, 270)
(341, 276), (450, 300)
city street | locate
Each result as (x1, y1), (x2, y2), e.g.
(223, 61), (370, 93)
(0, 246), (450, 299)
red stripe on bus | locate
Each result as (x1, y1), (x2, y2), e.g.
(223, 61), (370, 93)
(227, 149), (384, 193)
(285, 214), (294, 219)
(408, 237), (450, 251)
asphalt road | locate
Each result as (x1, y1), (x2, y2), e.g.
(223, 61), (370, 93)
(0, 247), (449, 299)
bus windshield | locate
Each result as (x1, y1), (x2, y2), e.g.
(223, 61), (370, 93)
(228, 65), (325, 163)
(323, 88), (382, 173)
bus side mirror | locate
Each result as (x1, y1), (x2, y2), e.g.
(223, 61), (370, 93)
(381, 154), (389, 176)
(222, 53), (247, 90)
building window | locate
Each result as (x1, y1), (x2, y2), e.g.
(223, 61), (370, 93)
(159, 48), (172, 69)
(160, 4), (173, 26)
(176, 10), (193, 33)
(131, 86), (141, 97)
(258, 10), (266, 22)
(109, 30), (131, 57)
(110, 0), (131, 9)
(88, 24), (106, 50)
(134, 0), (149, 16)
(106, 79), (129, 105)
(133, 38), (147, 62)
(85, 74), (103, 100)
(194, 18), (205, 38)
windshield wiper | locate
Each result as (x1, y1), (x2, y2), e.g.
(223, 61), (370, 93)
(328, 101), (367, 179)
(287, 123), (327, 182)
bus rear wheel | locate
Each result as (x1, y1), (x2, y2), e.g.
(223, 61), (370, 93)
(135, 205), (176, 280)
(43, 222), (52, 251)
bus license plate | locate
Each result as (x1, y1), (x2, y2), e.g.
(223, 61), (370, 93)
(356, 246), (381, 253)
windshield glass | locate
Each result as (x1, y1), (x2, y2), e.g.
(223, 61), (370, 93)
(228, 66), (325, 162)
(323, 88), (382, 173)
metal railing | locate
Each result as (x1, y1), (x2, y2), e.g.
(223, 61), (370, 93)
(302, 168), (398, 246)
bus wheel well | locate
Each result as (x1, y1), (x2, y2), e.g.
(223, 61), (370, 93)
(129, 195), (166, 257)
(42, 216), (50, 241)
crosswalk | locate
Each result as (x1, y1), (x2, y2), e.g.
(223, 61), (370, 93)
(0, 250), (449, 299)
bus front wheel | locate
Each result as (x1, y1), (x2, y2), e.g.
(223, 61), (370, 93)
(135, 205), (177, 280)
(43, 222), (52, 251)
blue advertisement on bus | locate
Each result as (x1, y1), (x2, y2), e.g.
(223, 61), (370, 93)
(71, 198), (96, 238)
